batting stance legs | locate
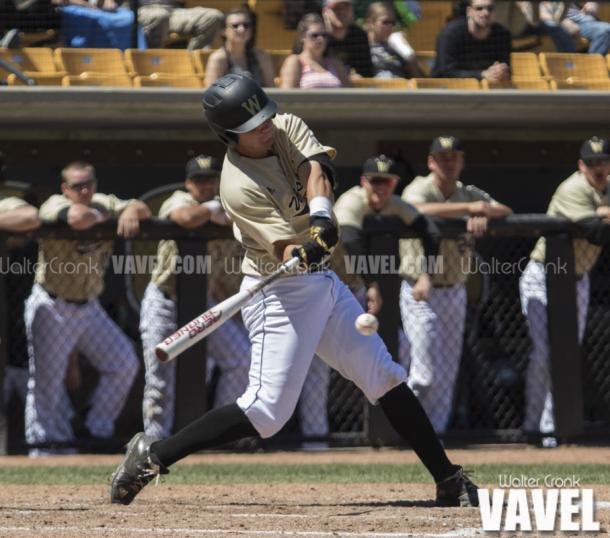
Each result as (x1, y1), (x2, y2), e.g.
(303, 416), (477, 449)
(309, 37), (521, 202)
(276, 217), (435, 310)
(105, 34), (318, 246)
(519, 260), (590, 435)
(111, 271), (478, 506)
(25, 284), (139, 456)
(140, 282), (250, 438)
(399, 279), (467, 434)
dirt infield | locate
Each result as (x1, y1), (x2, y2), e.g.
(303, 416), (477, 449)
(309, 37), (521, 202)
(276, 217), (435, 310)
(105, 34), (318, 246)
(0, 447), (608, 537)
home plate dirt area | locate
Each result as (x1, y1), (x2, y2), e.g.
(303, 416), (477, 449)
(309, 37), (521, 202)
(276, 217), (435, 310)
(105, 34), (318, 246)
(0, 447), (607, 537)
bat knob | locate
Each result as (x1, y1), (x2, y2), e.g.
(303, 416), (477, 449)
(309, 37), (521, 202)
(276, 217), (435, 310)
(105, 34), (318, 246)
(155, 346), (169, 363)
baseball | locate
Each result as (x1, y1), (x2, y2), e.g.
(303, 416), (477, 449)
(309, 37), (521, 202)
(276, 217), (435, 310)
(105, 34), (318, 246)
(355, 313), (379, 336)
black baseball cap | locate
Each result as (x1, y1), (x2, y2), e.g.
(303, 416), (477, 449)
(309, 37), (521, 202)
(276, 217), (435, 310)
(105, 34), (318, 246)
(429, 136), (463, 154)
(580, 137), (610, 162)
(362, 155), (401, 179)
(185, 155), (222, 179)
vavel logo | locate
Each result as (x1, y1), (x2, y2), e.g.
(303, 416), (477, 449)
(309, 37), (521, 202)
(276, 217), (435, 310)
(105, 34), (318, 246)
(479, 475), (600, 532)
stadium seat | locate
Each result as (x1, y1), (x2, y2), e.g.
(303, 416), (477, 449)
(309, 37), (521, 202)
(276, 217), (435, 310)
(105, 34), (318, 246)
(62, 74), (133, 87)
(415, 51), (436, 77)
(7, 73), (64, 86)
(0, 47), (58, 73)
(482, 79), (551, 90)
(411, 78), (481, 90)
(17, 29), (58, 47)
(133, 74), (202, 88)
(510, 52), (544, 80)
(539, 53), (609, 81)
(192, 49), (215, 76)
(351, 77), (411, 89)
(55, 48), (128, 76)
(125, 49), (196, 77)
(268, 49), (291, 76)
(550, 79), (610, 90)
(607, 54), (610, 73)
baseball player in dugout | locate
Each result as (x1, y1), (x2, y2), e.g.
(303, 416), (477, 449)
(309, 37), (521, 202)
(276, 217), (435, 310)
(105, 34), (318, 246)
(25, 161), (151, 457)
(111, 73), (479, 508)
(400, 136), (512, 434)
(140, 155), (249, 439)
(520, 136), (610, 448)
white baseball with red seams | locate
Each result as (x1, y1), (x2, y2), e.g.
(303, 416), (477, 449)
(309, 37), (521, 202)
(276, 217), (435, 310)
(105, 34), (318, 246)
(355, 313), (379, 336)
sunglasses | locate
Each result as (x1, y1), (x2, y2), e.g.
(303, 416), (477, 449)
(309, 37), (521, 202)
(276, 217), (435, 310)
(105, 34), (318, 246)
(473, 4), (494, 11)
(229, 22), (251, 30)
(66, 178), (96, 192)
(380, 19), (396, 25)
(367, 176), (394, 185)
(307, 31), (329, 39)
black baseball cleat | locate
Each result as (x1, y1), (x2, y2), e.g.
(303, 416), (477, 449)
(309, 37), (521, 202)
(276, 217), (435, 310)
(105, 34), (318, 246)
(435, 466), (479, 507)
(110, 432), (168, 505)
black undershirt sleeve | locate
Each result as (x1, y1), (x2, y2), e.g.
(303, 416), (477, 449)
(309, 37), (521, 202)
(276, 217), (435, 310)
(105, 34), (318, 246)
(410, 214), (441, 260)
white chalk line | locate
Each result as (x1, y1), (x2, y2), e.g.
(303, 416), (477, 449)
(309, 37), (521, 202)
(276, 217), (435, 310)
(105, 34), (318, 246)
(0, 525), (484, 537)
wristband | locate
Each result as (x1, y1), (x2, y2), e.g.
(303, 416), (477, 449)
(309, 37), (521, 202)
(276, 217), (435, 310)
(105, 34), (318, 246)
(309, 196), (332, 219)
(202, 200), (222, 215)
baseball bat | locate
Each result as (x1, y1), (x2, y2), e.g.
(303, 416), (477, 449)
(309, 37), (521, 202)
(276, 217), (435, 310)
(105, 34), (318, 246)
(155, 256), (301, 362)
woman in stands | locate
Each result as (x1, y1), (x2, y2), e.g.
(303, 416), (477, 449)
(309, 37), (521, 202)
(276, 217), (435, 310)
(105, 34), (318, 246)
(279, 12), (350, 89)
(364, 2), (423, 79)
(204, 6), (275, 88)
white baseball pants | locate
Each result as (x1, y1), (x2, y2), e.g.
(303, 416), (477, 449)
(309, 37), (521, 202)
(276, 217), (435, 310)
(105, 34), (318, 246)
(237, 270), (406, 439)
(24, 283), (139, 455)
(519, 260), (590, 434)
(140, 282), (250, 438)
(399, 279), (467, 434)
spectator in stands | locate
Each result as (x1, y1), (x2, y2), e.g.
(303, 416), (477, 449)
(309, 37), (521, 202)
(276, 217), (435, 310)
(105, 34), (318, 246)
(205, 6), (275, 88)
(138, 0), (223, 50)
(0, 0), (59, 48)
(511, 2), (577, 53)
(432, 0), (511, 82)
(364, 1), (423, 78)
(323, 0), (374, 77)
(539, 2), (610, 55)
(24, 161), (150, 456)
(280, 13), (350, 89)
(520, 137), (610, 448)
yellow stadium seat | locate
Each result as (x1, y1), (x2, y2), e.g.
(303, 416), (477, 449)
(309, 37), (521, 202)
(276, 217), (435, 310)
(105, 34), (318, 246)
(133, 74), (202, 88)
(607, 53), (610, 72)
(268, 49), (291, 75)
(411, 78), (480, 90)
(510, 52), (544, 79)
(539, 52), (609, 81)
(0, 47), (58, 73)
(415, 51), (436, 77)
(62, 74), (133, 87)
(192, 49), (216, 75)
(550, 79), (610, 90)
(17, 29), (58, 47)
(7, 73), (64, 86)
(482, 79), (551, 90)
(55, 48), (128, 76)
(351, 77), (411, 89)
(125, 49), (196, 77)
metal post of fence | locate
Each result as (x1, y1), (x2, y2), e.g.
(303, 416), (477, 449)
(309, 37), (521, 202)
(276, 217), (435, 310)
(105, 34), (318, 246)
(545, 233), (584, 438)
(130, 0), (140, 49)
(0, 235), (7, 455)
(173, 239), (209, 431)
(364, 216), (404, 446)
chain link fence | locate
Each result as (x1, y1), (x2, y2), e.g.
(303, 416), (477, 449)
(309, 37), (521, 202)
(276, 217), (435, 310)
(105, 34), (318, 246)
(1, 215), (610, 454)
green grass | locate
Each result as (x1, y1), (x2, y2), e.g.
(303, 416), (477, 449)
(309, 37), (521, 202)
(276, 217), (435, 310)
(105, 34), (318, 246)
(0, 463), (609, 486)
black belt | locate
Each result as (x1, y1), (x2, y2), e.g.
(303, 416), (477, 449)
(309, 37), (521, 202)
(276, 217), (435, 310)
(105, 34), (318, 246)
(46, 291), (89, 305)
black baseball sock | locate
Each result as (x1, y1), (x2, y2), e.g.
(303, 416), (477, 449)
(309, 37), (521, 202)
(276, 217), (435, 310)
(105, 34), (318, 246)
(379, 383), (457, 483)
(150, 403), (258, 467)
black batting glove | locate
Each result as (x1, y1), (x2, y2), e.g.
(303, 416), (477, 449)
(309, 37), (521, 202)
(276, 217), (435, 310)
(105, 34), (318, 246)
(292, 241), (328, 268)
(309, 215), (338, 253)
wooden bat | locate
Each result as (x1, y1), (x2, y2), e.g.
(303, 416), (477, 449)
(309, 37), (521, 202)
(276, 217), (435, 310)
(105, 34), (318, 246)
(155, 256), (300, 362)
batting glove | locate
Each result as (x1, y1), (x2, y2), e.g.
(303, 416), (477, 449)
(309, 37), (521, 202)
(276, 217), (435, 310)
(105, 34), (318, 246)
(309, 216), (338, 254)
(292, 241), (328, 268)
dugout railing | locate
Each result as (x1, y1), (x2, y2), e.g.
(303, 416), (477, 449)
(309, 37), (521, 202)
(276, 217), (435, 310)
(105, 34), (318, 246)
(0, 215), (609, 454)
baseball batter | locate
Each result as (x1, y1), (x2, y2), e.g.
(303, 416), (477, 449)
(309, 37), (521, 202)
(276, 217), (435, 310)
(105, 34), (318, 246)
(400, 136), (512, 434)
(111, 74), (478, 507)
(520, 136), (610, 444)
(25, 161), (150, 456)
(140, 155), (250, 438)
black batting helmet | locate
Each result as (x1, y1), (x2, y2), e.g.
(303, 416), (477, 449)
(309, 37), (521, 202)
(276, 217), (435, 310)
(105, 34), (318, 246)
(202, 74), (277, 145)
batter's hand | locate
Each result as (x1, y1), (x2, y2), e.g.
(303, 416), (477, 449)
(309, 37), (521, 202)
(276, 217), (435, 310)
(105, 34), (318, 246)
(466, 215), (488, 237)
(292, 241), (328, 267)
(309, 215), (338, 253)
